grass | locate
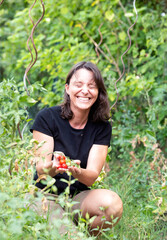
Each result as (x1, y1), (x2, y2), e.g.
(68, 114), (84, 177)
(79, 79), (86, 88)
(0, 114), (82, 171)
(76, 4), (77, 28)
(100, 154), (167, 240)
(0, 136), (166, 240)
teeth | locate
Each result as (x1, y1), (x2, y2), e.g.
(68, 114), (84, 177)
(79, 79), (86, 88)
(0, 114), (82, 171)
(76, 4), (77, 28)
(77, 97), (90, 102)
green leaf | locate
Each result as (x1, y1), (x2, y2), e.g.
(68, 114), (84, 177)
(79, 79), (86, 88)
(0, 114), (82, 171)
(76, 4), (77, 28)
(146, 130), (155, 138)
(119, 31), (127, 41)
(105, 10), (115, 21)
(125, 12), (134, 17)
(27, 98), (37, 104)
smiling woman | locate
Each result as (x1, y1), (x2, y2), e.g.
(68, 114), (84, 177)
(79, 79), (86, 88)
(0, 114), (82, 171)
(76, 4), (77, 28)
(65, 68), (99, 128)
(62, 61), (111, 123)
(30, 61), (123, 236)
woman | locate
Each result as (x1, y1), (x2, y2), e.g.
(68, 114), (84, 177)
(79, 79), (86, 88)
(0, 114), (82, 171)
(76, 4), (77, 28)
(30, 61), (123, 235)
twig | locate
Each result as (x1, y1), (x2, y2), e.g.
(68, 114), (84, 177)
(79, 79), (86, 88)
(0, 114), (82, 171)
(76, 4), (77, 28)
(24, 0), (37, 87)
(0, 0), (4, 5)
(17, 123), (23, 140)
(80, 23), (118, 72)
(22, 0), (45, 140)
(119, 0), (132, 26)
(95, 23), (103, 58)
(24, 0), (45, 96)
(110, 0), (138, 110)
(104, 43), (121, 77)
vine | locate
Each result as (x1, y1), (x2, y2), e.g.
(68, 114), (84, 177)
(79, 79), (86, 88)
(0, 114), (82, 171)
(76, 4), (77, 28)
(23, 0), (45, 96)
(0, 0), (4, 5)
(78, 1), (138, 110)
(110, 0), (138, 109)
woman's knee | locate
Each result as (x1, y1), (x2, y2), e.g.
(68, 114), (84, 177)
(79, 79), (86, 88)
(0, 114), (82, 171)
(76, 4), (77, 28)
(81, 189), (123, 220)
(104, 190), (123, 222)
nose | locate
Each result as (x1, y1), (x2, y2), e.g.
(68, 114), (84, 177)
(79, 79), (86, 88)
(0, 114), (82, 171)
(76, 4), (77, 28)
(81, 84), (89, 94)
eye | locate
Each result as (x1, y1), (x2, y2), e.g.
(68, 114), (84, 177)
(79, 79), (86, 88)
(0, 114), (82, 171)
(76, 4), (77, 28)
(74, 81), (82, 87)
(88, 83), (97, 89)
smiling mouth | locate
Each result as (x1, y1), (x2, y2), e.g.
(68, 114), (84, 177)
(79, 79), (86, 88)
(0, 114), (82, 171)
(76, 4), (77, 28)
(77, 97), (91, 102)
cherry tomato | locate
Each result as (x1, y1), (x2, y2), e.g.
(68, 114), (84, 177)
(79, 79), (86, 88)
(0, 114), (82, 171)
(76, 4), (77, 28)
(57, 155), (61, 161)
(59, 159), (66, 165)
(61, 163), (68, 169)
(56, 164), (61, 169)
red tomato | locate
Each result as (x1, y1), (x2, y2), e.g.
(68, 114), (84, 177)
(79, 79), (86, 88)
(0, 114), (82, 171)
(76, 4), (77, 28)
(57, 155), (61, 161)
(56, 164), (61, 169)
(59, 159), (66, 165)
(61, 163), (68, 169)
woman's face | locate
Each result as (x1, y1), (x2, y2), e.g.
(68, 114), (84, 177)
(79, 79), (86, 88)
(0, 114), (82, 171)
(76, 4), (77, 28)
(65, 68), (99, 113)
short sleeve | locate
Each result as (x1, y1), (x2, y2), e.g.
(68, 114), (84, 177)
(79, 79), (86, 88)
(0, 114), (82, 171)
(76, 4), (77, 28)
(30, 108), (54, 137)
(94, 121), (112, 146)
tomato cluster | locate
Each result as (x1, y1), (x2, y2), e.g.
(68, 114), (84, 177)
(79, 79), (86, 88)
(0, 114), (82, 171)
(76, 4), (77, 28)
(56, 155), (68, 169)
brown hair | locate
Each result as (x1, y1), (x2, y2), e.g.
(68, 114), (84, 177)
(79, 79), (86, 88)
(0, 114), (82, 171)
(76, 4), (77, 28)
(61, 61), (110, 122)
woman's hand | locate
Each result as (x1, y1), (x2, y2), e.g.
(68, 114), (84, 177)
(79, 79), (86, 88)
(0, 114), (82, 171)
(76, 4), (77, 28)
(52, 153), (68, 175)
(52, 156), (81, 176)
(68, 145), (109, 187)
(38, 159), (68, 178)
(68, 160), (81, 177)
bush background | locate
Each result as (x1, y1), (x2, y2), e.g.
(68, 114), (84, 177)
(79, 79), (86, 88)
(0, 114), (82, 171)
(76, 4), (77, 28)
(0, 0), (167, 239)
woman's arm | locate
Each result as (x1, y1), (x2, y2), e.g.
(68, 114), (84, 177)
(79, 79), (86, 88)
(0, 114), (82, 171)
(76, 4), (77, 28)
(33, 130), (58, 177)
(69, 144), (108, 187)
(33, 130), (108, 185)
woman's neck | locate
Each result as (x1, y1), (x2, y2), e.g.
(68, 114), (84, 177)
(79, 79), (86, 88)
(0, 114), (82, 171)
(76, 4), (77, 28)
(69, 110), (89, 129)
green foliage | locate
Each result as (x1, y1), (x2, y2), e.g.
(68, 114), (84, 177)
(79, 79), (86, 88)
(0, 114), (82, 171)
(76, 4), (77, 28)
(0, 79), (33, 141)
(0, 78), (46, 144)
(104, 137), (167, 240)
(0, 0), (167, 239)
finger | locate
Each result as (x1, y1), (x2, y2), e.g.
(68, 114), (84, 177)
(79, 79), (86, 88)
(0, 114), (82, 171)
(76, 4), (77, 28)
(73, 160), (81, 165)
(56, 168), (68, 174)
(54, 151), (65, 157)
(69, 166), (81, 175)
(52, 160), (59, 168)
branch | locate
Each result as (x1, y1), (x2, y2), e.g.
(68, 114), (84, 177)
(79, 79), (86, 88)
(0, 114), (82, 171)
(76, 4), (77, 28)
(95, 23), (103, 58)
(119, 0), (132, 26)
(24, 0), (45, 96)
(104, 43), (122, 77)
(17, 123), (23, 140)
(80, 23), (118, 73)
(110, 0), (138, 110)
(0, 0), (4, 5)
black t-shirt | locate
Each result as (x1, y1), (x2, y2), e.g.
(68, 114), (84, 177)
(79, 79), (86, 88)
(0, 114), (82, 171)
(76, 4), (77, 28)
(30, 106), (112, 196)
